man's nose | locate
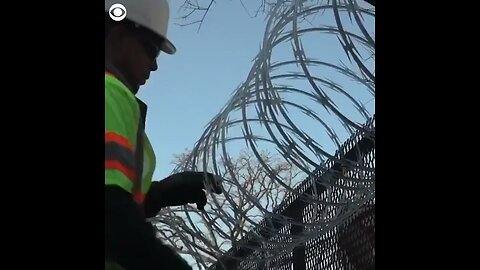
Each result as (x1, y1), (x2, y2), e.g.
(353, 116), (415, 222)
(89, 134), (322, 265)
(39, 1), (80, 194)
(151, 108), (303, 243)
(151, 59), (158, 72)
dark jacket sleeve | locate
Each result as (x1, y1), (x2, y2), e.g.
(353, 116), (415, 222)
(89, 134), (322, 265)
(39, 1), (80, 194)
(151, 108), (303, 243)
(143, 181), (164, 218)
(105, 186), (191, 270)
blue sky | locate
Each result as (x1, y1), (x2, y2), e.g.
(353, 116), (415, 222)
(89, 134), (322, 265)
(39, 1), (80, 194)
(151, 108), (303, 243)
(137, 1), (270, 180)
(137, 0), (375, 182)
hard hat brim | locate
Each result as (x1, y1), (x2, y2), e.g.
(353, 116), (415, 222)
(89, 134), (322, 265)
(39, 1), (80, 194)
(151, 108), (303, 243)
(131, 22), (177, 55)
(161, 38), (176, 55)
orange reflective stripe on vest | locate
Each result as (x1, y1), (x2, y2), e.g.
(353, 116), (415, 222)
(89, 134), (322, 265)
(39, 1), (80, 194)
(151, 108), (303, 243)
(105, 132), (137, 182)
(133, 191), (146, 205)
(105, 71), (115, 78)
(106, 132), (134, 152)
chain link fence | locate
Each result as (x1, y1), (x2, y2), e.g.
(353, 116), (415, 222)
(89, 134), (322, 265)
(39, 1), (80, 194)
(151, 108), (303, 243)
(210, 116), (375, 270)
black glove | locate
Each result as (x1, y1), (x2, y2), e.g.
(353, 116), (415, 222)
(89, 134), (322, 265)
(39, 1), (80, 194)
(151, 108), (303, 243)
(144, 171), (223, 218)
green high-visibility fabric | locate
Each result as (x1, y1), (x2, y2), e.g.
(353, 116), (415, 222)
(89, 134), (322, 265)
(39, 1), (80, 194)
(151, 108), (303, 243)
(105, 74), (140, 193)
(105, 259), (125, 270)
(141, 134), (155, 194)
(104, 74), (156, 196)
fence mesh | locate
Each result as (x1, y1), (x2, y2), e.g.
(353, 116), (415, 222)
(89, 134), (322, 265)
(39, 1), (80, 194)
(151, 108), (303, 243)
(210, 116), (375, 270)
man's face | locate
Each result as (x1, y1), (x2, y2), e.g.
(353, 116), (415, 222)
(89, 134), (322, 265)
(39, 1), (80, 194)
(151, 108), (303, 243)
(126, 30), (161, 87)
(106, 24), (165, 92)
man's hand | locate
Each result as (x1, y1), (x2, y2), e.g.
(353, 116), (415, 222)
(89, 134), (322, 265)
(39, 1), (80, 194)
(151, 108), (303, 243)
(143, 171), (223, 218)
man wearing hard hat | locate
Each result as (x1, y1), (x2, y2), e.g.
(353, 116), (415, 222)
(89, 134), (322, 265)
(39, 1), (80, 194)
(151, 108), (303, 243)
(105, 1), (222, 269)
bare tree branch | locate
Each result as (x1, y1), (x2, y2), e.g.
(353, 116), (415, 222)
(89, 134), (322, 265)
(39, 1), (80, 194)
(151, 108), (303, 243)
(155, 148), (301, 268)
(176, 0), (272, 30)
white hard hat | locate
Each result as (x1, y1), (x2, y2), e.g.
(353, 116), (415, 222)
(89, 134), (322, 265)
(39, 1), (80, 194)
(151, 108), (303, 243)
(105, 0), (176, 55)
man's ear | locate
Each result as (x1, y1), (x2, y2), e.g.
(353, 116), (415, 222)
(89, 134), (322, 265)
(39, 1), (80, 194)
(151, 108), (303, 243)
(107, 24), (127, 43)
(106, 25), (133, 57)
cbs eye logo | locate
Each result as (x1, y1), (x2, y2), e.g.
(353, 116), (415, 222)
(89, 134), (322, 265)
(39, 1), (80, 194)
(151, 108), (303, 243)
(109, 3), (127, 22)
